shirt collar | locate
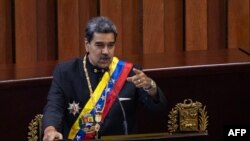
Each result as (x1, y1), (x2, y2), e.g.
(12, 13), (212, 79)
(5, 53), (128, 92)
(86, 56), (105, 74)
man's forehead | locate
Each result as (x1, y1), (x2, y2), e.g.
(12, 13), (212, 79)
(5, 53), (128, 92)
(93, 32), (114, 37)
(92, 32), (115, 42)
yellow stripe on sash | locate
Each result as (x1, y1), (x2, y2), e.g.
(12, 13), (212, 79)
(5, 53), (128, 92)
(68, 57), (119, 139)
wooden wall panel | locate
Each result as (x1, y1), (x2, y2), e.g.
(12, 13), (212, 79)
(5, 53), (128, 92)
(164, 0), (184, 52)
(121, 0), (142, 64)
(78, 0), (98, 55)
(57, 0), (81, 61)
(100, 0), (123, 58)
(15, 0), (52, 79)
(1, 0), (250, 80)
(100, 0), (142, 64)
(185, 0), (208, 51)
(15, 0), (38, 65)
(143, 0), (165, 54)
(0, 0), (13, 64)
(37, 0), (57, 61)
(207, 0), (227, 50)
(228, 0), (250, 49)
(0, 64), (14, 80)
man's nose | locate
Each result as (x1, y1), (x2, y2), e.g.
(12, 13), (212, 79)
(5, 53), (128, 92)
(102, 46), (109, 54)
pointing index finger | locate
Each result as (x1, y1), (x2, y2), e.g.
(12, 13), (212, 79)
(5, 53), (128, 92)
(133, 68), (141, 74)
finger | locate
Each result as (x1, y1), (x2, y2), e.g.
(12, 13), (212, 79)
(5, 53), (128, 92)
(43, 133), (50, 141)
(135, 81), (144, 88)
(43, 136), (47, 141)
(47, 134), (56, 141)
(126, 76), (134, 82)
(128, 75), (140, 83)
(56, 133), (63, 140)
(52, 133), (63, 141)
(127, 76), (139, 86)
(133, 77), (145, 87)
(133, 68), (142, 75)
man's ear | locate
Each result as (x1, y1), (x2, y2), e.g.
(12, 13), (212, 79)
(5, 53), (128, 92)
(84, 39), (89, 52)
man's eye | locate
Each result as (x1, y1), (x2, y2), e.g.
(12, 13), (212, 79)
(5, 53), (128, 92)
(95, 44), (105, 48)
(107, 44), (115, 48)
(94, 43), (115, 48)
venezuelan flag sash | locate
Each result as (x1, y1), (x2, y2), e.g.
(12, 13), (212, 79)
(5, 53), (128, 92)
(68, 57), (133, 140)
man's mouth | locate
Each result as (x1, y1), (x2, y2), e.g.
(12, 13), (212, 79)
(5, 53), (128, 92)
(99, 57), (110, 63)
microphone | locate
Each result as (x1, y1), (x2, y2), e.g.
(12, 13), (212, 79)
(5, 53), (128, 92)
(106, 68), (128, 135)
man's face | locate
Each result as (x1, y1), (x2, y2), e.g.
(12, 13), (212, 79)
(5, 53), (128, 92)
(85, 32), (116, 69)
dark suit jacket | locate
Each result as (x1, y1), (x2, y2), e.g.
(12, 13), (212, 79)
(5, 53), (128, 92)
(42, 57), (167, 139)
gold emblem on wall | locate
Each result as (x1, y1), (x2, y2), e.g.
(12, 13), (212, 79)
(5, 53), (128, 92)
(28, 114), (43, 141)
(167, 99), (208, 134)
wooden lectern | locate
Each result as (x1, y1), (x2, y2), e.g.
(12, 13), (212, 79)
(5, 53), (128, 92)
(56, 132), (207, 141)
(100, 132), (208, 141)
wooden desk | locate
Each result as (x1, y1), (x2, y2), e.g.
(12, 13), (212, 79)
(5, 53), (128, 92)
(239, 47), (250, 55)
(142, 48), (250, 76)
(56, 132), (208, 141)
(101, 132), (208, 141)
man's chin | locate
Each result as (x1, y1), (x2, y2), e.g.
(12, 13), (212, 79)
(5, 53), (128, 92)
(98, 61), (111, 68)
(98, 63), (110, 69)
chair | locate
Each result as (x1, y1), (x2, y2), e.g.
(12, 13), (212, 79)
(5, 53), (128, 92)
(167, 99), (208, 134)
(28, 114), (43, 141)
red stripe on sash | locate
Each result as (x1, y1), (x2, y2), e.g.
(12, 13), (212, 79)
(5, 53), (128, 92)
(102, 63), (133, 120)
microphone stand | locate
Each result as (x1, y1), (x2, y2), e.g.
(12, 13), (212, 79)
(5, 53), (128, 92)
(116, 94), (128, 135)
(106, 69), (128, 135)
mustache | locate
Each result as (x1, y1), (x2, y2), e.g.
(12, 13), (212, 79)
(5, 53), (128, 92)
(100, 55), (111, 60)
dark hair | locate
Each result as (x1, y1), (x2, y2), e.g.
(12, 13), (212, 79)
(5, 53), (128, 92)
(85, 16), (118, 42)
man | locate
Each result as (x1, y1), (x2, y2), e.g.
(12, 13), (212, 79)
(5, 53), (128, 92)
(42, 16), (167, 141)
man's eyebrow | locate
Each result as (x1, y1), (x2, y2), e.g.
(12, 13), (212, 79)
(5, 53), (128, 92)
(95, 41), (104, 44)
(95, 41), (115, 44)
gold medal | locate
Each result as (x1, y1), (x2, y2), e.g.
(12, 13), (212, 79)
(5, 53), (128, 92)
(95, 112), (102, 123)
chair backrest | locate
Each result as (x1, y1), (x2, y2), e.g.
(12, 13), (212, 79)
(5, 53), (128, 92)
(28, 114), (43, 141)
